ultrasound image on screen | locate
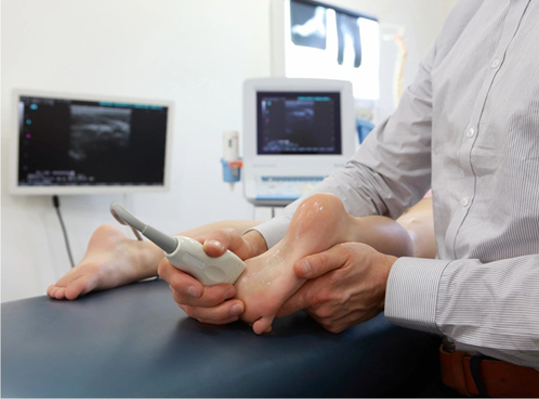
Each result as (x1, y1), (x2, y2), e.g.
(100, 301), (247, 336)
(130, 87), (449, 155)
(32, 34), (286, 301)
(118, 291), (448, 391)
(69, 105), (132, 161)
(257, 92), (341, 155)
(18, 96), (168, 187)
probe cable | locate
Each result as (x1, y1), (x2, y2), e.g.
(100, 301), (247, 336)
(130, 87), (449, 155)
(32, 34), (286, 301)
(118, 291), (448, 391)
(52, 195), (75, 268)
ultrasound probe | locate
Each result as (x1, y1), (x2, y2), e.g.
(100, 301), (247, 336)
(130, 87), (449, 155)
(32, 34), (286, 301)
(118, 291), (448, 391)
(110, 202), (246, 285)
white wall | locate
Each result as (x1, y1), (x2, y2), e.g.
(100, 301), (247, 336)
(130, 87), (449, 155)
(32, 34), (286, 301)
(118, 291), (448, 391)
(1, 0), (456, 302)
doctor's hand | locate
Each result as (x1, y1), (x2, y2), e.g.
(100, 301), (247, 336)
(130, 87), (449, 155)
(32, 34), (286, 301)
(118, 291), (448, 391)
(158, 229), (267, 325)
(277, 242), (397, 333)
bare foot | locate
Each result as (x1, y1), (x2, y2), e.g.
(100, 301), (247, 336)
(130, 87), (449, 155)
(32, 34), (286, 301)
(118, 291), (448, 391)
(235, 193), (365, 334)
(47, 225), (160, 300)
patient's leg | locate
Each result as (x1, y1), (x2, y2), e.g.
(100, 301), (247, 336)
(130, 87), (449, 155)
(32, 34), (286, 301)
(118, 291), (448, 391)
(235, 193), (414, 334)
(397, 197), (436, 258)
(47, 220), (264, 300)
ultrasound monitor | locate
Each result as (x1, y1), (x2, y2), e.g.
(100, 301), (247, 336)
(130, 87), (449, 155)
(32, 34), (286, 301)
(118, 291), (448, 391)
(10, 90), (174, 195)
(243, 78), (356, 206)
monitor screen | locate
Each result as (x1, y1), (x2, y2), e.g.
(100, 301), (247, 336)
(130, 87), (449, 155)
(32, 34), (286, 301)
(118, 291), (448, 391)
(256, 91), (341, 155)
(16, 94), (170, 189)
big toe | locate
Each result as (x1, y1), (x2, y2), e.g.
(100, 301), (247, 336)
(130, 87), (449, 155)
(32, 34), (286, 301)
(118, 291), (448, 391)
(64, 274), (99, 300)
(253, 315), (275, 335)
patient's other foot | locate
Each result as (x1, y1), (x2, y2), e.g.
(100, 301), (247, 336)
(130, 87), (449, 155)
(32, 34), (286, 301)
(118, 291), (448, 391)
(46, 225), (159, 300)
(235, 193), (359, 334)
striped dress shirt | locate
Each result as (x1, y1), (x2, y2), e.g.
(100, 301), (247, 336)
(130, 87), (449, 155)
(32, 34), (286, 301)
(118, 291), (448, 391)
(253, 0), (539, 369)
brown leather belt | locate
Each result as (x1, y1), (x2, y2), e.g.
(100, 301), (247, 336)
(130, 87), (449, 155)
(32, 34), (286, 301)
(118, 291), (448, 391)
(439, 344), (539, 397)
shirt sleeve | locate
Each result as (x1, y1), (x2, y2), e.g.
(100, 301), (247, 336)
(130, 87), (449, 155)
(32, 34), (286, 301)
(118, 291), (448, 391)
(385, 255), (539, 370)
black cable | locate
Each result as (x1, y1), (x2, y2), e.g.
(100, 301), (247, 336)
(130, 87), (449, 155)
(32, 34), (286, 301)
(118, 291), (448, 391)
(52, 195), (75, 268)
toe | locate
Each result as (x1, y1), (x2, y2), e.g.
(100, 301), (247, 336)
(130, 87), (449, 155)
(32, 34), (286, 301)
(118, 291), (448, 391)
(253, 315), (275, 335)
(49, 286), (59, 298)
(46, 285), (55, 297)
(55, 287), (66, 300)
(65, 274), (98, 300)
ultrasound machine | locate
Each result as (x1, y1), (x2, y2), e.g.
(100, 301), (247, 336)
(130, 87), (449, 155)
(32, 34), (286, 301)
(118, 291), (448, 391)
(10, 90), (174, 195)
(242, 78), (356, 206)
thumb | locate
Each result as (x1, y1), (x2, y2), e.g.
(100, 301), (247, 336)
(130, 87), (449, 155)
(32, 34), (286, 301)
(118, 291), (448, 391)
(293, 243), (351, 280)
(276, 280), (319, 317)
(199, 228), (252, 260)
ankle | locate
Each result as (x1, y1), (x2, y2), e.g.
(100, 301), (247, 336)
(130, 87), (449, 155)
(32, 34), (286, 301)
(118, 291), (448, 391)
(242, 230), (268, 257)
(129, 240), (163, 280)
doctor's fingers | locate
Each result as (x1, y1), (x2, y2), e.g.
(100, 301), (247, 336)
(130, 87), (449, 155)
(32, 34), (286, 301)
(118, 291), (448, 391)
(158, 257), (205, 297)
(170, 283), (237, 307)
(179, 300), (245, 324)
(309, 306), (381, 334)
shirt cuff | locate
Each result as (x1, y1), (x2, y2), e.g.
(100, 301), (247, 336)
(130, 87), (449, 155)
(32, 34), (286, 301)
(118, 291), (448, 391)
(384, 257), (452, 335)
(244, 215), (291, 249)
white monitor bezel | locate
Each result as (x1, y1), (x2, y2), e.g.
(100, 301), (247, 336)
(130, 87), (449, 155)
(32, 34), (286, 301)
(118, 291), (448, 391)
(10, 89), (175, 195)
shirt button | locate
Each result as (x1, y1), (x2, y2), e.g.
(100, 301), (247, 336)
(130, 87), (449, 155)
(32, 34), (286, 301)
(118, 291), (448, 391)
(461, 196), (470, 207)
(491, 58), (500, 68)
(466, 128), (475, 138)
